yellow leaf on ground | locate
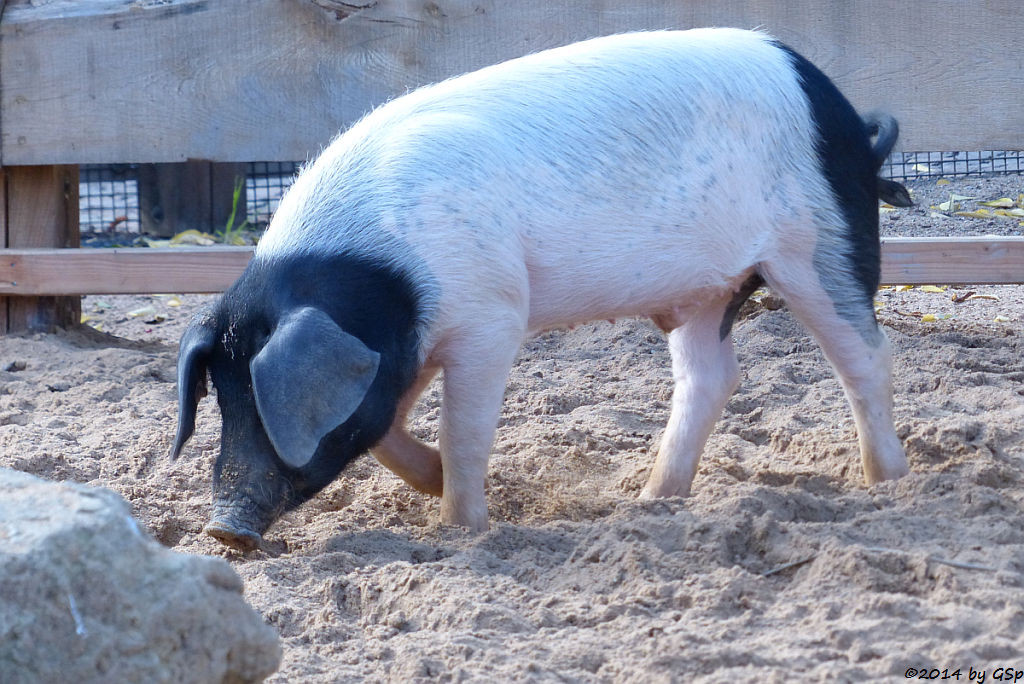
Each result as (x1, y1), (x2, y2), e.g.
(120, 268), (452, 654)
(921, 314), (936, 322)
(896, 284), (913, 292)
(954, 210), (992, 219)
(918, 285), (947, 293)
(994, 316), (1011, 323)
(914, 164), (931, 173)
(936, 179), (950, 186)
(128, 305), (157, 319)
(980, 198), (1015, 208)
(170, 229), (217, 246)
(80, 314), (93, 324)
(166, 296), (183, 307)
(994, 208), (1024, 218)
(934, 200), (959, 212)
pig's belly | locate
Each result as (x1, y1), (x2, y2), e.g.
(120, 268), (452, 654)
(523, 246), (750, 333)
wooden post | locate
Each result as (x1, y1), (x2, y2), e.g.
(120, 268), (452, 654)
(0, 165), (80, 333)
(138, 161), (248, 237)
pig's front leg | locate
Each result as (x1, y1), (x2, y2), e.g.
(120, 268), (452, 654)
(436, 329), (522, 532)
(371, 364), (443, 496)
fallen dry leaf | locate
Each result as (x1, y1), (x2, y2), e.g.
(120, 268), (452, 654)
(979, 198), (1015, 208)
(918, 285), (947, 293)
(170, 229), (217, 246)
(954, 209), (992, 219)
(951, 291), (975, 303)
(127, 305), (157, 319)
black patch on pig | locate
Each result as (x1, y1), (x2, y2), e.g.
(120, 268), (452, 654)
(775, 42), (881, 314)
(193, 252), (424, 531)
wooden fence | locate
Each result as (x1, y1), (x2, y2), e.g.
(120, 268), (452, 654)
(1, 0), (1022, 332)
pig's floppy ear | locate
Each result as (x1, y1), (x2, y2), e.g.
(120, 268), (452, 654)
(250, 307), (380, 469)
(170, 310), (217, 459)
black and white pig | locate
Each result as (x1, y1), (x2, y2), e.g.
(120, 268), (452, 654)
(171, 28), (911, 551)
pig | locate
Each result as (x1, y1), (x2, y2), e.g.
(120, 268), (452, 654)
(171, 28), (910, 551)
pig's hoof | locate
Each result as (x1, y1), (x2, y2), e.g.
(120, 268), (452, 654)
(204, 520), (262, 552)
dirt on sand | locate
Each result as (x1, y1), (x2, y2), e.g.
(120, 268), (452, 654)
(1, 176), (1023, 681)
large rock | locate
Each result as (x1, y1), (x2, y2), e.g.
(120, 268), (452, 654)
(0, 469), (281, 683)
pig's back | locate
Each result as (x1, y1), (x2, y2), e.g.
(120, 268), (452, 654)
(258, 28), (833, 334)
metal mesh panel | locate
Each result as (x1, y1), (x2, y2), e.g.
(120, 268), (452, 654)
(882, 151), (1024, 180)
(78, 162), (302, 234)
(246, 161), (301, 227)
(79, 164), (141, 233)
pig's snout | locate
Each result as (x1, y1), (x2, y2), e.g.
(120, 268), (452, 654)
(206, 500), (272, 552)
(205, 519), (262, 552)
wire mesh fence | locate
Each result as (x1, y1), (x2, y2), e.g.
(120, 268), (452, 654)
(79, 152), (1023, 234)
(79, 162), (301, 234)
(882, 151), (1024, 180)
(79, 164), (141, 233)
(245, 161), (301, 228)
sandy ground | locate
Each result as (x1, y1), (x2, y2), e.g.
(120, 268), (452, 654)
(2, 175), (1023, 681)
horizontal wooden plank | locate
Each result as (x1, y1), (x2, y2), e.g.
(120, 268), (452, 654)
(880, 237), (1024, 285)
(0, 247), (254, 295)
(0, 238), (1021, 296)
(2, 0), (1022, 165)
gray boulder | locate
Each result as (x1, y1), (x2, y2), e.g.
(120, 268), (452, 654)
(0, 468), (281, 683)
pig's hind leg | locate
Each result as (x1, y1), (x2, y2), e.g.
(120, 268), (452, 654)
(640, 289), (748, 500)
(760, 255), (909, 485)
(371, 364), (444, 496)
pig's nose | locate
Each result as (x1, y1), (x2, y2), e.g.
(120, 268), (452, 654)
(204, 520), (262, 552)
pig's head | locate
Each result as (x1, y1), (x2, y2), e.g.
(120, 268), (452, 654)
(169, 257), (421, 551)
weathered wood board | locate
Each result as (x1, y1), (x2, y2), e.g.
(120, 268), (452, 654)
(879, 237), (1024, 286)
(1, 238), (1022, 296)
(0, 165), (80, 332)
(0, 246), (253, 295)
(2, 0), (1021, 165)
